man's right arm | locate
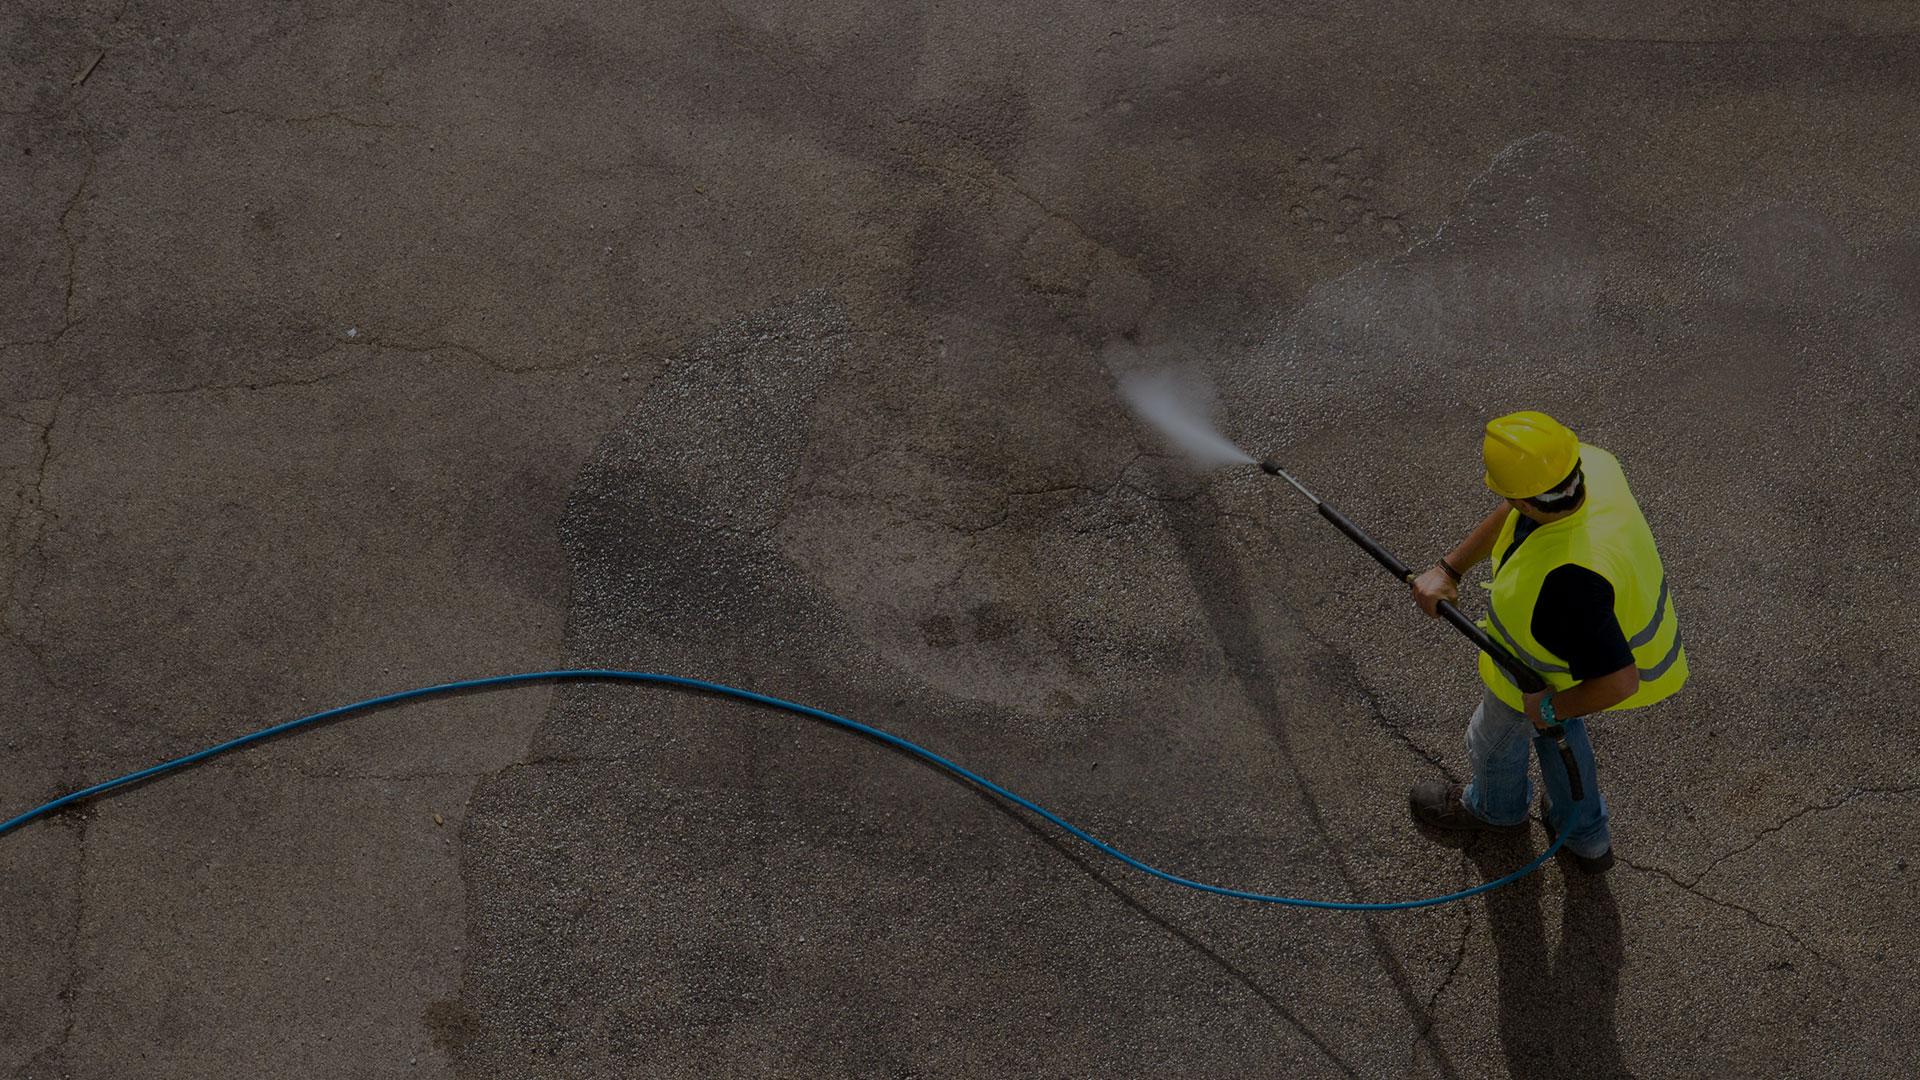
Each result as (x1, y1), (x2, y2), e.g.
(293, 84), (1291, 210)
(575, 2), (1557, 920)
(1445, 503), (1514, 576)
(1411, 503), (1511, 618)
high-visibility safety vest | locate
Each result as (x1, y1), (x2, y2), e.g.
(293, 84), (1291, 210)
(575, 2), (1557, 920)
(1477, 444), (1688, 711)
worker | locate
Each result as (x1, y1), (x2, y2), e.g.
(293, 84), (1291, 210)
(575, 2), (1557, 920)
(1406, 412), (1688, 873)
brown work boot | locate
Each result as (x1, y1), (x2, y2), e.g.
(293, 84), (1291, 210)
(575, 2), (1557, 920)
(1410, 780), (1529, 834)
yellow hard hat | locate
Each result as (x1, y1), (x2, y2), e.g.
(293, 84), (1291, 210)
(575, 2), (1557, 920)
(1483, 411), (1580, 499)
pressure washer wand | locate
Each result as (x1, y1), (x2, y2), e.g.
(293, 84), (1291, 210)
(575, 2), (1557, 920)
(1259, 459), (1585, 801)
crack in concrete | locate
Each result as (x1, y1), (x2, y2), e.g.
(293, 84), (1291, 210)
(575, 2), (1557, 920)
(491, 755), (598, 774)
(212, 762), (504, 782)
(717, 5), (824, 104)
(0, 623), (56, 687)
(1016, 222), (1102, 302)
(1292, 614), (1457, 782)
(1004, 450), (1154, 502)
(893, 122), (1148, 283)
(15, 331), (612, 406)
(102, 364), (365, 401)
(57, 128), (98, 338)
(45, 749), (605, 810)
(992, 181), (1143, 285)
(1617, 856), (1839, 972)
(54, 814), (89, 1071)
(351, 335), (588, 377)
(357, 335), (514, 372)
(22, 395), (64, 552)
(1275, 129), (1557, 341)
(158, 102), (418, 131)
(974, 794), (1367, 1079)
(935, 505), (1012, 538)
(1418, 900), (1472, 1034)
(0, 321), (86, 358)
(1690, 785), (1920, 888)
(1164, 496), (1466, 1077)
(886, 451), (1171, 541)
(950, 160), (1139, 280)
(1487, 31), (1920, 47)
(1210, 494), (1459, 781)
(740, 685), (781, 1016)
(4, 395), (67, 680)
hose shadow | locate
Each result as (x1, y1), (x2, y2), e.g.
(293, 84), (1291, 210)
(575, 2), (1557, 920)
(963, 784), (1365, 1079)
(681, 667), (1368, 1076)
(1158, 494), (1466, 1079)
(1469, 843), (1631, 1079)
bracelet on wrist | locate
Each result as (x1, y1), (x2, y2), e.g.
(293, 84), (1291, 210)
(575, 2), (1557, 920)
(1437, 557), (1462, 583)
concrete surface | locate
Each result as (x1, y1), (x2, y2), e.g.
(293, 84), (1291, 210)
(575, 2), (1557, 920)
(4, 1), (1917, 1077)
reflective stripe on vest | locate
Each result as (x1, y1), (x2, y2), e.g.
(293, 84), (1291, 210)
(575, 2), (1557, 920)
(1486, 618), (1685, 687)
(1487, 573), (1677, 680)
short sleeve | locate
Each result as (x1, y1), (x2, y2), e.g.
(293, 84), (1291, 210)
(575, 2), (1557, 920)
(1532, 565), (1634, 681)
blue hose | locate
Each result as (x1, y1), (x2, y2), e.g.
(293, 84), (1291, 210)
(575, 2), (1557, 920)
(0, 669), (1563, 909)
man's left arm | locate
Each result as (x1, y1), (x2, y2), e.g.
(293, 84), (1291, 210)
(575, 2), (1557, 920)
(1524, 663), (1638, 727)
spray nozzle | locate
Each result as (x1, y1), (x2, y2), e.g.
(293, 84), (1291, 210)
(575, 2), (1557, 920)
(1259, 459), (1321, 506)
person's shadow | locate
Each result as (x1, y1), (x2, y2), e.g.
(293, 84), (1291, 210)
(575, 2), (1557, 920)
(1469, 839), (1632, 1079)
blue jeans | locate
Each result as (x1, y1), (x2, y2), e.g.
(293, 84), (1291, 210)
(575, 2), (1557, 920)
(1461, 687), (1612, 858)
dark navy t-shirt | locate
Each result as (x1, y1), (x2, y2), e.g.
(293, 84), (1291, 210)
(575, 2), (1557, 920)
(1501, 515), (1636, 681)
